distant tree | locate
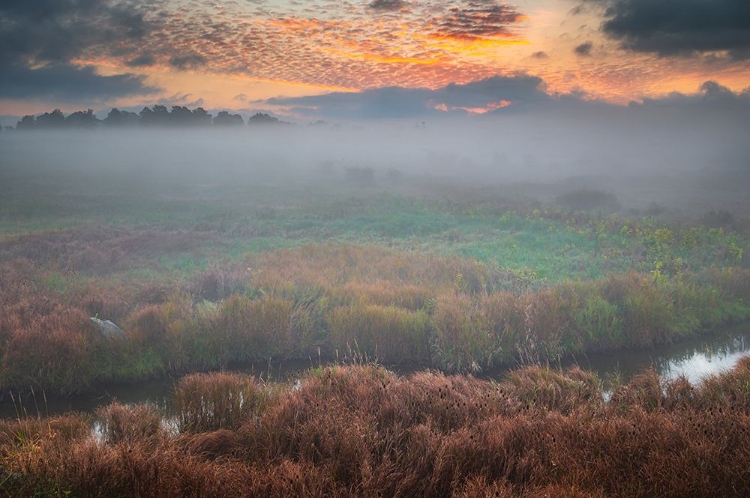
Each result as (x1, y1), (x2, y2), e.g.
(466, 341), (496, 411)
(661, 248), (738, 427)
(35, 109), (66, 128)
(138, 106), (152, 124)
(191, 107), (212, 126)
(163, 106), (212, 126)
(213, 111), (244, 126)
(247, 112), (281, 125)
(104, 108), (140, 127)
(16, 115), (36, 130)
(140, 105), (170, 126)
(170, 105), (193, 125)
(66, 109), (100, 129)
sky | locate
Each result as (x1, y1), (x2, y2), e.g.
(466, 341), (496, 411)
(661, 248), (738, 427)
(1, 0), (749, 122)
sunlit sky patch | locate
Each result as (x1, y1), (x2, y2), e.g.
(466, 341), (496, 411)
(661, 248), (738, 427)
(0, 0), (748, 120)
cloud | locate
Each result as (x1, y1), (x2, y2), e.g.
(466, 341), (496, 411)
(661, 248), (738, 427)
(574, 41), (593, 56)
(266, 74), (555, 120)
(169, 53), (209, 71)
(266, 72), (750, 122)
(126, 54), (156, 67)
(0, 63), (159, 100)
(0, 0), (157, 64)
(531, 51), (549, 59)
(0, 0), (533, 97)
(0, 0), (163, 101)
(590, 0), (750, 58)
(368, 0), (407, 11)
(433, 0), (526, 40)
(631, 81), (750, 110)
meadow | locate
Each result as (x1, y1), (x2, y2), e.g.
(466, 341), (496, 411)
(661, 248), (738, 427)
(1, 134), (749, 396)
(2, 130), (750, 496)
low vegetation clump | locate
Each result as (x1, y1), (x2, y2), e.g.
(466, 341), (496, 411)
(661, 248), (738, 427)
(2, 361), (750, 497)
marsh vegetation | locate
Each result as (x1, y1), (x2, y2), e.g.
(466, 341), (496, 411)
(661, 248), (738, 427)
(3, 361), (750, 496)
(1, 128), (749, 495)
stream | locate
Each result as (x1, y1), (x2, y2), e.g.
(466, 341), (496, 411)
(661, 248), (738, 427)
(3, 323), (749, 419)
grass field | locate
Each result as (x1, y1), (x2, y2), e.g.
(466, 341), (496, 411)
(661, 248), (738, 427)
(1, 133), (749, 395)
(2, 131), (750, 496)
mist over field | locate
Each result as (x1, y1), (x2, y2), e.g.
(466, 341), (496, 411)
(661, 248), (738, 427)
(3, 106), (749, 221)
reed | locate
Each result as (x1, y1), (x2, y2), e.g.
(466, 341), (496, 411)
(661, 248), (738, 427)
(0, 305), (99, 394)
(175, 372), (278, 433)
(328, 303), (431, 364)
(3, 361), (750, 496)
(430, 294), (494, 372)
(95, 402), (163, 446)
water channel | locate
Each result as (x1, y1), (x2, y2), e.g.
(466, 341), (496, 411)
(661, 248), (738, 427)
(3, 323), (749, 419)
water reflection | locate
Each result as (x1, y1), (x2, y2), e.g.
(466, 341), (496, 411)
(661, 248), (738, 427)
(655, 334), (747, 383)
(562, 324), (750, 384)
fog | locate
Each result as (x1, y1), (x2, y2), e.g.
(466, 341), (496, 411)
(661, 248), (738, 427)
(2, 108), (749, 220)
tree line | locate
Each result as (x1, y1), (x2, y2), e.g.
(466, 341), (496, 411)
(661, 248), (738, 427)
(11, 106), (288, 130)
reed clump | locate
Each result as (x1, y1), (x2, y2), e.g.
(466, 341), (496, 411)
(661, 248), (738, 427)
(95, 403), (163, 446)
(175, 372), (278, 433)
(329, 304), (431, 364)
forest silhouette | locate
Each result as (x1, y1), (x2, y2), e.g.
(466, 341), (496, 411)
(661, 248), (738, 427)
(12, 106), (287, 130)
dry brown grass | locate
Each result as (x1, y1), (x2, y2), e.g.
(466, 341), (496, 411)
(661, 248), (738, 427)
(175, 372), (279, 433)
(3, 360), (750, 496)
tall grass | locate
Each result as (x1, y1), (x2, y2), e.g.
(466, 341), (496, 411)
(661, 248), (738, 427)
(175, 372), (277, 433)
(2, 249), (750, 394)
(328, 304), (431, 364)
(3, 361), (750, 496)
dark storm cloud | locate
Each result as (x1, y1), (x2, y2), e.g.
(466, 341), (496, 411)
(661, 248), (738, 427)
(0, 0), (156, 63)
(434, 0), (526, 40)
(368, 0), (407, 11)
(0, 63), (159, 100)
(0, 0), (162, 100)
(631, 81), (750, 110)
(267, 75), (553, 119)
(268, 73), (750, 121)
(586, 0), (750, 58)
(574, 41), (593, 56)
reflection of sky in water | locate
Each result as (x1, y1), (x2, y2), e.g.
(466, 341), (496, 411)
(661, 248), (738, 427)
(559, 326), (750, 386)
(656, 335), (748, 383)
(661, 350), (746, 383)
